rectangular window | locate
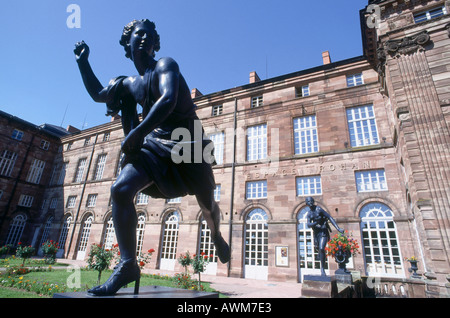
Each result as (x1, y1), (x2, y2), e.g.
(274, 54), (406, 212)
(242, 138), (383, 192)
(247, 124), (267, 161)
(58, 162), (68, 185)
(251, 96), (263, 108)
(346, 73), (364, 87)
(18, 194), (34, 207)
(214, 184), (221, 202)
(26, 159), (46, 184)
(296, 85), (310, 98)
(246, 180), (267, 199)
(93, 154), (107, 180)
(86, 194), (97, 207)
(103, 132), (111, 142)
(293, 115), (318, 155)
(208, 132), (224, 165)
(11, 129), (23, 141)
(136, 192), (149, 205)
(66, 196), (77, 208)
(212, 105), (223, 117)
(84, 138), (91, 146)
(74, 158), (87, 182)
(40, 140), (50, 150)
(296, 176), (322, 196)
(355, 169), (388, 192)
(346, 105), (379, 147)
(414, 6), (447, 23)
(50, 198), (58, 209)
(167, 197), (181, 204)
(0, 150), (18, 177)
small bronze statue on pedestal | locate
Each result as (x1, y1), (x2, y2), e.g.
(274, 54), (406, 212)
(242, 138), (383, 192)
(305, 197), (344, 276)
(74, 19), (230, 296)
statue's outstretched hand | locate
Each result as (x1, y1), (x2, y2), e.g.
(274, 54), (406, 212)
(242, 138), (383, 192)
(74, 41), (90, 62)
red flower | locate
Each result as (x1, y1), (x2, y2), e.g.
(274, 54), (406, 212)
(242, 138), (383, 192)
(139, 261), (145, 267)
(148, 248), (155, 253)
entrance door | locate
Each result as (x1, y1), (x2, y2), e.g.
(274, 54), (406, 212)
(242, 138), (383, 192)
(297, 207), (328, 281)
(160, 211), (179, 271)
(77, 215), (93, 260)
(244, 209), (268, 280)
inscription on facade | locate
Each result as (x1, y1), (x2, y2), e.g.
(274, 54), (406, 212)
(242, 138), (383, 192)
(245, 161), (371, 179)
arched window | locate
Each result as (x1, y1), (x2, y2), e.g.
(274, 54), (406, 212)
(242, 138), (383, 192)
(58, 215), (72, 250)
(77, 214), (93, 260)
(5, 214), (27, 246)
(40, 216), (54, 246)
(136, 213), (146, 257)
(244, 208), (268, 280)
(102, 215), (115, 250)
(360, 203), (404, 277)
(297, 207), (328, 280)
(198, 218), (218, 275)
(160, 211), (179, 270)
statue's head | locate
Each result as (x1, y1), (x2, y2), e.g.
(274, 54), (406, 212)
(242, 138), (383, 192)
(305, 197), (315, 206)
(119, 19), (160, 59)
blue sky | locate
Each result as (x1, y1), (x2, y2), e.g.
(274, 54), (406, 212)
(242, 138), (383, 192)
(0, 0), (369, 130)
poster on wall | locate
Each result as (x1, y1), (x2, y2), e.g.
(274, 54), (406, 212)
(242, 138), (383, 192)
(276, 246), (289, 267)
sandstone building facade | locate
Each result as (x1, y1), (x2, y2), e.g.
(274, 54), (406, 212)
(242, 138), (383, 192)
(1, 0), (449, 296)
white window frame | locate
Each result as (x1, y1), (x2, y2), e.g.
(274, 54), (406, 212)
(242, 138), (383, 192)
(346, 105), (379, 147)
(251, 95), (263, 108)
(40, 140), (50, 150)
(66, 195), (77, 208)
(11, 129), (23, 141)
(136, 213), (146, 257)
(293, 115), (319, 155)
(74, 158), (87, 182)
(93, 154), (107, 181)
(246, 180), (267, 199)
(58, 216), (72, 250)
(208, 132), (224, 165)
(50, 198), (58, 209)
(136, 192), (149, 205)
(247, 124), (267, 161)
(296, 176), (322, 196)
(212, 105), (223, 117)
(0, 150), (18, 177)
(102, 216), (116, 250)
(160, 211), (180, 270)
(86, 194), (97, 208)
(167, 197), (181, 204)
(18, 194), (34, 207)
(26, 159), (46, 184)
(356, 169), (388, 193)
(361, 203), (404, 278)
(346, 73), (364, 87)
(297, 207), (328, 280)
(5, 214), (27, 246)
(244, 208), (269, 280)
(414, 6), (447, 23)
(214, 184), (221, 202)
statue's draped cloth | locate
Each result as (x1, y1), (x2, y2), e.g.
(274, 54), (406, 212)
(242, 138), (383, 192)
(104, 69), (216, 199)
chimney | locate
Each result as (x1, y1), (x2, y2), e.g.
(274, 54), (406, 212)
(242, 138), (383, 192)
(66, 125), (81, 133)
(322, 51), (331, 65)
(110, 114), (121, 122)
(249, 71), (261, 84)
(191, 88), (203, 99)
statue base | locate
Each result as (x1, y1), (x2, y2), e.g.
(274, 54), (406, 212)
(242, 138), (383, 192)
(302, 275), (334, 298)
(53, 285), (219, 298)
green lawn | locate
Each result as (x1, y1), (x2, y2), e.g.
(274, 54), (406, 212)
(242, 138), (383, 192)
(0, 257), (223, 298)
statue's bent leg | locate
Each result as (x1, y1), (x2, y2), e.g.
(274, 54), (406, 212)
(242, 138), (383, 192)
(195, 191), (230, 263)
(88, 162), (152, 296)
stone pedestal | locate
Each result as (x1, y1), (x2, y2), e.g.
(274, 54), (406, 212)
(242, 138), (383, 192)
(53, 285), (219, 298)
(302, 275), (334, 298)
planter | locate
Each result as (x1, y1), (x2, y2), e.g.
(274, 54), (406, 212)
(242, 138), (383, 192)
(408, 260), (421, 279)
(334, 246), (351, 275)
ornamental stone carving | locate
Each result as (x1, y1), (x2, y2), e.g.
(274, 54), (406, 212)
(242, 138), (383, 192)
(384, 30), (431, 57)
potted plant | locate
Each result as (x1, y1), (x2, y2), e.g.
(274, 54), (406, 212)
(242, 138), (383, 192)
(404, 256), (421, 278)
(325, 231), (360, 274)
